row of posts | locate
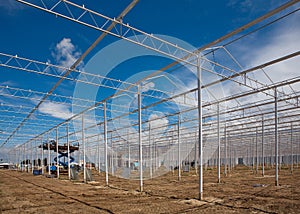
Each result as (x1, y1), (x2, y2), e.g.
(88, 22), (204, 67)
(9, 77), (299, 200)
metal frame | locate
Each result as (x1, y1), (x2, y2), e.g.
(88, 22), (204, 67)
(1, 0), (300, 202)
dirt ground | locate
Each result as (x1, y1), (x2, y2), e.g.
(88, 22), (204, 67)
(1, 165), (300, 213)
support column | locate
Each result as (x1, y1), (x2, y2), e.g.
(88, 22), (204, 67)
(35, 140), (38, 171)
(297, 134), (299, 168)
(41, 137), (44, 174)
(172, 131), (175, 175)
(98, 134), (101, 173)
(262, 116), (265, 177)
(197, 56), (203, 200)
(138, 84), (143, 192)
(149, 124), (152, 179)
(290, 122), (293, 174)
(224, 123), (227, 176)
(297, 135), (299, 168)
(67, 122), (71, 180)
(252, 138), (255, 171)
(56, 127), (60, 179)
(104, 102), (109, 186)
(48, 133), (51, 175)
(23, 144), (26, 172)
(256, 127), (258, 174)
(229, 133), (232, 172)
(275, 88), (279, 186)
(194, 132), (197, 175)
(178, 113), (181, 181)
(217, 103), (221, 183)
(31, 141), (33, 174)
(82, 114), (86, 183)
(128, 129), (131, 171)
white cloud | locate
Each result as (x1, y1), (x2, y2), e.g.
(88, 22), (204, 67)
(141, 81), (155, 93)
(51, 38), (82, 69)
(149, 113), (169, 132)
(39, 101), (73, 120)
(249, 26), (299, 63)
(231, 10), (300, 75)
(232, 16), (300, 107)
(202, 13), (300, 111)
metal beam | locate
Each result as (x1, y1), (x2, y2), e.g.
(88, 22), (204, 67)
(1, 0), (139, 148)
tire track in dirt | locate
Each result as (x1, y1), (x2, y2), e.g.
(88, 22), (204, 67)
(0, 171), (114, 214)
(106, 182), (276, 214)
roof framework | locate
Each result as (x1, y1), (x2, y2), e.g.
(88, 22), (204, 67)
(1, 0), (300, 199)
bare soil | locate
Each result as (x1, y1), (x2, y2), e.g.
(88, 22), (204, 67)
(1, 166), (300, 213)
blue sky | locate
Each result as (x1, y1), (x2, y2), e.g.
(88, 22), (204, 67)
(0, 0), (296, 96)
(0, 0), (292, 65)
(0, 0), (299, 155)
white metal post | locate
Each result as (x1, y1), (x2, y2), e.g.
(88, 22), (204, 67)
(229, 134), (232, 172)
(172, 131), (175, 175)
(128, 129), (131, 171)
(31, 141), (33, 174)
(275, 88), (279, 186)
(217, 103), (221, 183)
(252, 138), (255, 171)
(224, 123), (227, 176)
(67, 122), (71, 180)
(278, 136), (281, 170)
(104, 102), (108, 186)
(41, 137), (44, 174)
(194, 132), (197, 175)
(296, 135), (300, 168)
(178, 113), (181, 181)
(35, 140), (38, 171)
(77, 140), (80, 173)
(138, 84), (143, 192)
(82, 114), (86, 183)
(115, 151), (117, 175)
(48, 133), (50, 175)
(256, 127), (258, 174)
(23, 144), (26, 172)
(149, 123), (152, 179)
(290, 122), (293, 174)
(197, 56), (203, 200)
(262, 116), (265, 177)
(17, 147), (20, 171)
(56, 127), (60, 179)
(98, 135), (101, 173)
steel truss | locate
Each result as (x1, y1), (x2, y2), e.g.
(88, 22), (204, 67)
(1, 0), (300, 201)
